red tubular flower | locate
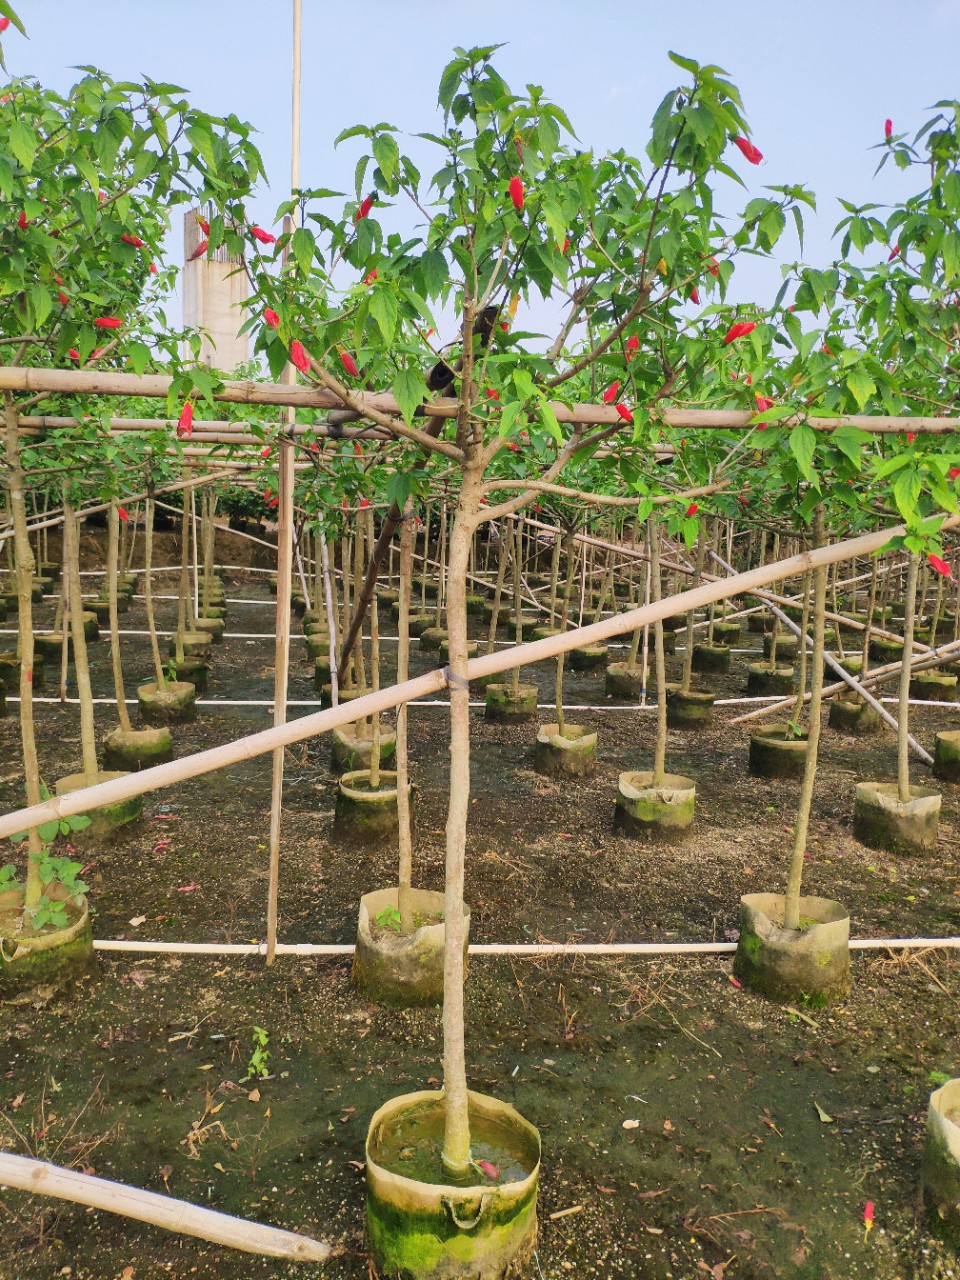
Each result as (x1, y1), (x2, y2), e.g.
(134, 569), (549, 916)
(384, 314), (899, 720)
(884, 119), (893, 139)
(355, 193), (375, 222)
(250, 225), (276, 245)
(602, 381), (620, 404)
(560, 237), (570, 254)
(354, 442), (363, 456)
(0, 16), (9, 31)
(616, 404), (634, 423)
(117, 506), (129, 522)
(755, 394), (775, 413)
(821, 343), (832, 355)
(121, 233), (145, 248)
(949, 468), (960, 480)
(507, 441), (520, 453)
(197, 217), (211, 235)
(508, 175), (525, 212)
(263, 308), (280, 329)
(57, 292), (68, 306)
(625, 335), (640, 360)
(177, 401), (194, 439)
(365, 269), (378, 285)
(290, 340), (310, 374)
(17, 210), (28, 229)
(722, 320), (756, 344)
(486, 388), (500, 401)
(929, 554), (952, 577)
(906, 432), (916, 443)
(339, 349), (359, 378)
(189, 238), (209, 262)
(148, 263), (158, 274)
(733, 136), (763, 165)
(686, 503), (699, 517)
(260, 446), (272, 458)
(707, 258), (719, 277)
(359, 498), (370, 509)
(689, 286), (701, 305)
(68, 348), (80, 361)
(94, 316), (122, 329)
(887, 244), (900, 262)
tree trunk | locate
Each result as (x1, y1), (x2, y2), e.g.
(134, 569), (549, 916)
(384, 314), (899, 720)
(649, 520), (668, 788)
(396, 501), (415, 935)
(63, 494), (99, 785)
(680, 528), (706, 695)
(897, 554), (919, 804)
(108, 503), (132, 733)
(788, 571), (812, 732)
(783, 509), (827, 931)
(143, 494), (166, 692)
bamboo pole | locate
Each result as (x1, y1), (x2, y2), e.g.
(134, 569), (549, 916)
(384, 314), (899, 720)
(0, 1152), (334, 1263)
(2, 516), (951, 843)
(2, 365), (960, 433)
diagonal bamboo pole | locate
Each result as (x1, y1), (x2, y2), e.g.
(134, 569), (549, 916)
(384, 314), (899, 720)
(2, 517), (953, 845)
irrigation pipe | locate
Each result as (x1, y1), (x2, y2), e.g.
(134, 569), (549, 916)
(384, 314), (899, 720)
(0, 1153), (334, 1263)
(88, 937), (960, 957)
(2, 515), (956, 843)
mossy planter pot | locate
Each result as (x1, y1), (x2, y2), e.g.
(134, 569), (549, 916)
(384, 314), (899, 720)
(354, 887), (468, 1008)
(745, 663), (795, 697)
(569, 645), (608, 673)
(169, 656), (209, 694)
(137, 680), (197, 725)
(365, 1090), (540, 1280)
(102, 725), (174, 771)
(484, 684), (538, 723)
(465, 593), (486, 617)
(34, 632), (71, 664)
(934, 730), (960, 782)
(712, 620), (741, 644)
(853, 782), (941, 855)
(419, 627), (448, 653)
(319, 684), (366, 710)
(334, 770), (411, 846)
(438, 639), (479, 663)
(733, 892), (850, 1005)
(534, 723), (597, 777)
(0, 651), (45, 693)
(54, 770), (142, 840)
(692, 643), (730, 675)
(0, 885), (96, 1002)
(330, 724), (397, 774)
(192, 617), (226, 644)
(829, 696), (882, 735)
(614, 771), (696, 840)
(305, 633), (331, 660)
(922, 1078), (960, 1246)
(407, 614), (436, 639)
(869, 636), (904, 665)
(665, 685), (715, 729)
(605, 662), (645, 700)
(749, 724), (809, 780)
(910, 671), (958, 703)
(169, 631), (213, 659)
(762, 633), (799, 662)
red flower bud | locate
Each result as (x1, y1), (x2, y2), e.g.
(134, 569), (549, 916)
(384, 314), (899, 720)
(615, 404), (634, 423)
(121, 233), (145, 248)
(686, 503), (699, 517)
(625, 335), (639, 359)
(821, 343), (832, 355)
(508, 176), (525, 212)
(339, 349), (359, 378)
(884, 119), (893, 139)
(355, 193), (375, 222)
(250, 225), (276, 245)
(733, 136), (763, 165)
(754, 394), (775, 413)
(177, 401), (194, 439)
(68, 348), (80, 361)
(365, 268), (378, 285)
(94, 316), (122, 329)
(117, 506), (129, 522)
(929, 554), (952, 577)
(189, 238), (209, 262)
(689, 286), (701, 305)
(354, 442), (363, 456)
(57, 291), (68, 306)
(560, 237), (570, 254)
(486, 388), (500, 400)
(950, 468), (960, 480)
(745, 374), (752, 386)
(264, 308), (280, 329)
(290, 340), (310, 374)
(359, 498), (370, 508)
(507, 441), (520, 452)
(707, 257), (719, 277)
(17, 209), (28, 229)
(261, 446), (272, 458)
(602, 381), (620, 404)
(197, 217), (210, 235)
(722, 321), (756, 344)
(906, 432), (915, 443)
(0, 16), (9, 31)
(148, 263), (158, 274)
(98, 189), (107, 201)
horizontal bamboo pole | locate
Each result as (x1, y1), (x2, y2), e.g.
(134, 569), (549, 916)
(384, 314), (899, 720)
(19, 415), (390, 441)
(0, 1153), (334, 1262)
(0, 517), (948, 843)
(2, 366), (960, 433)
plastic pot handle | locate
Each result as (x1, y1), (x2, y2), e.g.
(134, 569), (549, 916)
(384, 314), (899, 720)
(442, 1192), (490, 1231)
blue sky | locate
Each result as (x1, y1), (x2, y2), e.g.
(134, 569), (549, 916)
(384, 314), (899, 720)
(6, 0), (960, 326)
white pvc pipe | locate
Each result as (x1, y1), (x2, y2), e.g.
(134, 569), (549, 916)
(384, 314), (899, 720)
(90, 936), (960, 957)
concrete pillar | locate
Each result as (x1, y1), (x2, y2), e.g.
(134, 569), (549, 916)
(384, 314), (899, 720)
(182, 212), (249, 372)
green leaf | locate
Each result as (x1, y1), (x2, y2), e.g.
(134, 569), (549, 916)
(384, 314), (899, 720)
(9, 120), (37, 170)
(372, 132), (400, 188)
(830, 425), (871, 466)
(369, 288), (399, 342)
(846, 367), (877, 411)
(392, 367), (426, 425)
(290, 226), (315, 276)
(788, 422), (817, 481)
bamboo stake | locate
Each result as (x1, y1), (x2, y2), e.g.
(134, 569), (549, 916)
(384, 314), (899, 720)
(0, 1152), (333, 1263)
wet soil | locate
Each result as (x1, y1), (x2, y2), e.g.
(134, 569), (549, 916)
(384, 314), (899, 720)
(1, 558), (959, 1278)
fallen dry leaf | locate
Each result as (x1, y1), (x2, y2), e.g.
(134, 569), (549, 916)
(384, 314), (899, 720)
(622, 1118), (640, 1130)
(247, 1088), (261, 1103)
(128, 916), (147, 928)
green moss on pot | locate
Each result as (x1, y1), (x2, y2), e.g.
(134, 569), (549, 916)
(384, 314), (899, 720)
(533, 723), (597, 777)
(168, 630), (213, 659)
(828, 696), (881, 735)
(569, 644), (608, 673)
(168, 656), (209, 693)
(484, 683), (538, 723)
(102, 725), (174, 771)
(923, 1079), (960, 1247)
(0, 650), (46, 693)
(137, 679), (197, 725)
(745, 663), (794, 697)
(614, 771), (696, 840)
(910, 671), (957, 703)
(749, 723), (809, 780)
(605, 662), (645, 700)
(330, 724), (397, 774)
(933, 730), (960, 782)
(0, 886), (96, 1003)
(54, 770), (143, 840)
(192, 617), (226, 644)
(333, 770), (412, 846)
(853, 781), (941, 855)
(692, 643), (730, 674)
(665, 684), (715, 728)
(733, 892), (850, 1005)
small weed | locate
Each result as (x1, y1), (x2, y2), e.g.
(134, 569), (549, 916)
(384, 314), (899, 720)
(245, 1025), (271, 1081)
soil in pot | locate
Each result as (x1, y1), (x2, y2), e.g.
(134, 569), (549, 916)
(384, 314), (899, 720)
(533, 723), (597, 778)
(353, 887), (468, 1008)
(733, 892), (850, 1006)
